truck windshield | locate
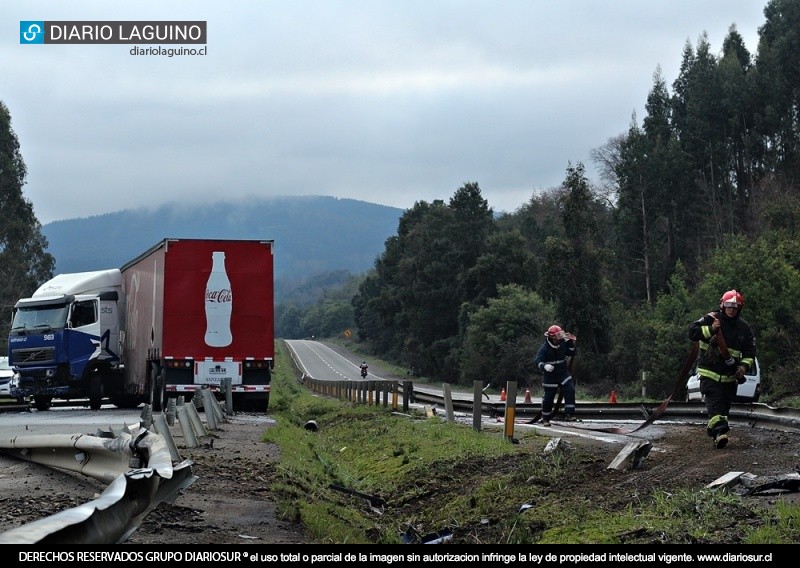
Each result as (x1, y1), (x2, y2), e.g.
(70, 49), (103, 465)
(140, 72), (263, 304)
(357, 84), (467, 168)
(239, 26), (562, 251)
(11, 304), (70, 331)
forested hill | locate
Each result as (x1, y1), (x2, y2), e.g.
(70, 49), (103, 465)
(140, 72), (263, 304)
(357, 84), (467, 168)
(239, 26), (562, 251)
(41, 196), (403, 300)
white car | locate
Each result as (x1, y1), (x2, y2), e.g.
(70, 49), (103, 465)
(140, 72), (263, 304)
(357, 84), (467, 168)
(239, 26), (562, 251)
(686, 358), (761, 403)
(0, 356), (24, 403)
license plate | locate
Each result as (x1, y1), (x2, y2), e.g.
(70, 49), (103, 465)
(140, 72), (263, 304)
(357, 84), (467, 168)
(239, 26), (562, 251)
(194, 361), (242, 385)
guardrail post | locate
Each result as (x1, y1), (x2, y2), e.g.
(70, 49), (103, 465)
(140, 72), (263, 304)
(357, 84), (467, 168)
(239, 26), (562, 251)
(185, 400), (208, 439)
(152, 412), (182, 463)
(442, 383), (454, 422)
(402, 380), (413, 412)
(208, 390), (227, 423)
(222, 378), (233, 416)
(139, 404), (153, 429)
(473, 381), (482, 431)
(391, 381), (398, 411)
(177, 405), (198, 448)
(166, 398), (176, 426)
(504, 381), (518, 442)
(202, 389), (218, 430)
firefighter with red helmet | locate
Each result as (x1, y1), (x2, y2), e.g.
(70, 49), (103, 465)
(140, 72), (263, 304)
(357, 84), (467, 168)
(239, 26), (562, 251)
(534, 325), (577, 426)
(688, 289), (756, 449)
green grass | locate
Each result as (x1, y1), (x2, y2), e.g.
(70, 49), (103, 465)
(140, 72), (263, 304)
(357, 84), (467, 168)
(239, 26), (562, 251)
(265, 340), (800, 544)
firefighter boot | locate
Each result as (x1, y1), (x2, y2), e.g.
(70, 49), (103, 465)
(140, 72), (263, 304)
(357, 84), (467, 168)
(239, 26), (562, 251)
(714, 434), (729, 449)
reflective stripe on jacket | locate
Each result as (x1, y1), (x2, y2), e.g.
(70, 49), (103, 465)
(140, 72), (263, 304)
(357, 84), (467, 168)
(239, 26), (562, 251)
(688, 310), (756, 380)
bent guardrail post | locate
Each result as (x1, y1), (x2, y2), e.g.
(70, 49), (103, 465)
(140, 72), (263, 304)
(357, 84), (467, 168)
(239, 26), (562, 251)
(177, 404), (198, 448)
(152, 412), (182, 463)
(202, 388), (218, 430)
(208, 388), (227, 423)
(185, 400), (208, 439)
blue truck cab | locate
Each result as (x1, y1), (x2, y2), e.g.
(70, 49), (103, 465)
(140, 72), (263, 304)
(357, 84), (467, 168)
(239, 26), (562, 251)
(8, 269), (124, 410)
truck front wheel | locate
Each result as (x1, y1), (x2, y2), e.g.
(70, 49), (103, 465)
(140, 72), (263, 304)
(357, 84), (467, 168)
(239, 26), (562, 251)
(34, 395), (52, 411)
(88, 373), (103, 410)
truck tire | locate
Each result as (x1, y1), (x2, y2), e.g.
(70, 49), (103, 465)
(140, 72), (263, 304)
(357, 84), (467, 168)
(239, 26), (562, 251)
(110, 393), (141, 409)
(88, 373), (103, 410)
(235, 392), (269, 412)
(34, 395), (52, 411)
(152, 369), (167, 412)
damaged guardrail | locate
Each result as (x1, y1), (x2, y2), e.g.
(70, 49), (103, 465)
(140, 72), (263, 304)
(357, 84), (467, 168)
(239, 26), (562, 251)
(0, 409), (197, 544)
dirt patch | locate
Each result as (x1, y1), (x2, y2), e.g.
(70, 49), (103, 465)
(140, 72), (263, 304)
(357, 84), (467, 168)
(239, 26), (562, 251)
(1, 407), (797, 544)
(127, 414), (313, 545)
(123, 407), (800, 545)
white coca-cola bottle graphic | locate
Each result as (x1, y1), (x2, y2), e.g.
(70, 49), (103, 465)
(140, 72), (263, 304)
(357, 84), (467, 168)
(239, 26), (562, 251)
(205, 251), (233, 347)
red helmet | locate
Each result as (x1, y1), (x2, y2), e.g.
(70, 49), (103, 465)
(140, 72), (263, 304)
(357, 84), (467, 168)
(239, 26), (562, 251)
(720, 289), (744, 310)
(545, 325), (564, 339)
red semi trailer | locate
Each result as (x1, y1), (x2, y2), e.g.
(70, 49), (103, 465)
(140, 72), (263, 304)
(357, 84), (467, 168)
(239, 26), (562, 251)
(120, 238), (274, 411)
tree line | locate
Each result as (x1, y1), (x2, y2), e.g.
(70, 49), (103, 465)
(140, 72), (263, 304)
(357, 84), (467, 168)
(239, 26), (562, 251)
(3, 1), (799, 403)
(0, 102), (54, 354)
(278, 0), (800, 403)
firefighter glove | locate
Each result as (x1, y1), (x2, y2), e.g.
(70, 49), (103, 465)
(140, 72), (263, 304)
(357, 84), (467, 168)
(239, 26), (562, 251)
(544, 364), (554, 373)
(735, 365), (747, 384)
(724, 357), (736, 367)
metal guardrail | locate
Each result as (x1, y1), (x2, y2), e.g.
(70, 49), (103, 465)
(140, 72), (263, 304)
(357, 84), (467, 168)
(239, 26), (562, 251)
(301, 374), (800, 433)
(0, 409), (199, 544)
(408, 388), (800, 432)
(303, 376), (404, 409)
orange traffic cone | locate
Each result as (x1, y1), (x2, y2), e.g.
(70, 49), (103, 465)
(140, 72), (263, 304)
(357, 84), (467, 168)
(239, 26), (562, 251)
(609, 390), (617, 404)
(500, 388), (507, 402)
(524, 388), (532, 403)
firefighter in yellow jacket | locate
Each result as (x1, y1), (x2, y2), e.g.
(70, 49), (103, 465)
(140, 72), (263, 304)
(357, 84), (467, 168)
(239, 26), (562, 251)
(688, 290), (756, 449)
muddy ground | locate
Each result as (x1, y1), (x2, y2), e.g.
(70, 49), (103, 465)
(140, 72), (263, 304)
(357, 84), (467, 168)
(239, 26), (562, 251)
(1, 403), (798, 545)
(121, 411), (799, 545)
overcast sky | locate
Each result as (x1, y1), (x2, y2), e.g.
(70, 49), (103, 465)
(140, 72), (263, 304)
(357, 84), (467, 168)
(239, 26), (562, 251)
(2, 1), (768, 224)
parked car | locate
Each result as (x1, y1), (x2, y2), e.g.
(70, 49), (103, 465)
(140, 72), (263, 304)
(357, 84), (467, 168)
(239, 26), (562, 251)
(686, 358), (761, 403)
(0, 356), (25, 403)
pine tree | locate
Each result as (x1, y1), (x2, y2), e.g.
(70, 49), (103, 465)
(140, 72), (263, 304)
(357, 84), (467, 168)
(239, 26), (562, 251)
(0, 101), (55, 353)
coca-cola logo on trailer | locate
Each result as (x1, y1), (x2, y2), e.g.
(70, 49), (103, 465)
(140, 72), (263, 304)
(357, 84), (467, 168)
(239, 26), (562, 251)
(206, 289), (232, 302)
(205, 250), (233, 348)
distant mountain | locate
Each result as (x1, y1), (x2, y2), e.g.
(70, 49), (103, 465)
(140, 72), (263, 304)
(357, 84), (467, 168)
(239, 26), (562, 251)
(41, 196), (403, 301)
